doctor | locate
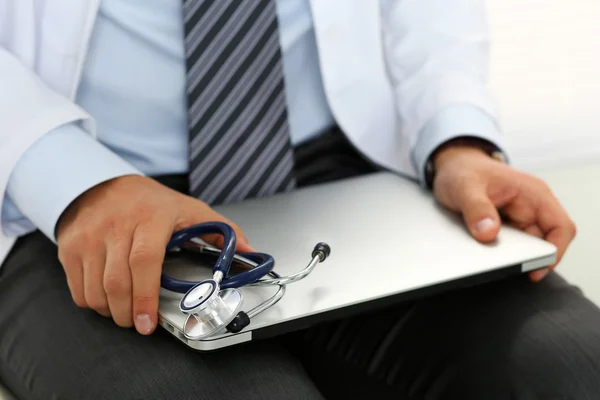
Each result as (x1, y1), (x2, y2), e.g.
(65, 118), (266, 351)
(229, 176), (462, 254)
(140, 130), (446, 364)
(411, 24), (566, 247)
(1, 0), (599, 399)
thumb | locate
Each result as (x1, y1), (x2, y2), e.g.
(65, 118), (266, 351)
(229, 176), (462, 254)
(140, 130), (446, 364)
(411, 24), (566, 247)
(458, 186), (502, 243)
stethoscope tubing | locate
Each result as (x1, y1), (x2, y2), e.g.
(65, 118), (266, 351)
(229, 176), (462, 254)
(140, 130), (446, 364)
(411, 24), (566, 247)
(162, 222), (275, 293)
(166, 222), (235, 275)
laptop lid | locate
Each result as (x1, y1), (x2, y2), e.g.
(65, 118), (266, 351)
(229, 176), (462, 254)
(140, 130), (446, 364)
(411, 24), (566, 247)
(158, 172), (556, 351)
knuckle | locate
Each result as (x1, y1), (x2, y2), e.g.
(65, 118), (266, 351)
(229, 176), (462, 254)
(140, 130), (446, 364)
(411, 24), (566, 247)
(104, 273), (130, 296)
(86, 296), (108, 311)
(131, 202), (157, 222)
(129, 244), (159, 269)
(58, 247), (77, 270)
(96, 309), (112, 318)
(133, 294), (156, 311)
(568, 220), (578, 237)
(453, 169), (476, 190)
(472, 196), (493, 209)
(58, 232), (100, 264)
(57, 235), (74, 253)
(99, 215), (120, 235)
(71, 294), (88, 309)
(534, 177), (550, 191)
(465, 196), (492, 213)
(58, 231), (84, 256)
(113, 317), (134, 329)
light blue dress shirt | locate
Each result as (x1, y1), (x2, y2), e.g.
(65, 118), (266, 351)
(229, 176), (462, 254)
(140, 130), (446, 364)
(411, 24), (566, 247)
(2, 0), (499, 241)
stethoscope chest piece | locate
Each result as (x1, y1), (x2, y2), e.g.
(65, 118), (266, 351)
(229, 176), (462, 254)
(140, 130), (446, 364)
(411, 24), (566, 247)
(181, 283), (244, 340)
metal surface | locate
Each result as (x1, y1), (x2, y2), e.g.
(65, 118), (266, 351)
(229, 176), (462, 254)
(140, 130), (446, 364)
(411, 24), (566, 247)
(251, 256), (320, 286)
(195, 243), (258, 268)
(247, 281), (285, 319)
(159, 172), (557, 351)
(173, 245), (292, 338)
(182, 288), (243, 340)
(213, 270), (224, 283)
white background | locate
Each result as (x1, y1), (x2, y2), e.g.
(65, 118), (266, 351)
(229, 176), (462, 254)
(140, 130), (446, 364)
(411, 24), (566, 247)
(487, 0), (600, 169)
(485, 0), (600, 306)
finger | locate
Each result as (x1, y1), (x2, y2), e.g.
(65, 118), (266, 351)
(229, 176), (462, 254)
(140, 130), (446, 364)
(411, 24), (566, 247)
(527, 194), (575, 283)
(524, 224), (544, 238)
(129, 218), (173, 335)
(58, 249), (87, 308)
(82, 248), (111, 318)
(545, 225), (576, 265)
(529, 268), (550, 283)
(181, 201), (255, 252)
(455, 185), (502, 243)
(202, 220), (254, 252)
(521, 224), (549, 283)
(104, 233), (134, 328)
(536, 199), (577, 265)
(500, 196), (537, 229)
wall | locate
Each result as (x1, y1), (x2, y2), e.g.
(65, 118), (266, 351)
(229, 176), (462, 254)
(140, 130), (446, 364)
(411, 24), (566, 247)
(487, 0), (600, 169)
(486, 0), (600, 304)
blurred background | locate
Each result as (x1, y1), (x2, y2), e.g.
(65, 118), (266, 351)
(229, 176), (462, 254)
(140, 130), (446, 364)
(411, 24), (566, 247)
(486, 0), (600, 304)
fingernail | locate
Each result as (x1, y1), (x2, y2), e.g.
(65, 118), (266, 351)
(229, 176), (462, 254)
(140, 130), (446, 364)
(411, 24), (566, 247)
(475, 217), (496, 234)
(135, 314), (154, 335)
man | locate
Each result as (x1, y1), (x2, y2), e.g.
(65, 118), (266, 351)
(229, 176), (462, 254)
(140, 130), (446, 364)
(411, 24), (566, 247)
(0, 0), (598, 399)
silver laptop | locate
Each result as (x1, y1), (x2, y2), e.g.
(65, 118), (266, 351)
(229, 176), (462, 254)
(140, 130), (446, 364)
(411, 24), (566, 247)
(158, 172), (556, 351)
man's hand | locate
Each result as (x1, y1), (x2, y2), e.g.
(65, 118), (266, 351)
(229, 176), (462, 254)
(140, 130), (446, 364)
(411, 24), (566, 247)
(432, 146), (576, 282)
(56, 175), (253, 335)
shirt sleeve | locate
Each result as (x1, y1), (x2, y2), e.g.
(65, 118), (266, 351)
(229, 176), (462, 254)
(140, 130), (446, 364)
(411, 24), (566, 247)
(2, 123), (143, 242)
(411, 104), (508, 186)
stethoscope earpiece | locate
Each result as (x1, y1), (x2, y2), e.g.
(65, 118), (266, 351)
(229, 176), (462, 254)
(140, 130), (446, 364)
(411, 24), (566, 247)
(312, 242), (331, 262)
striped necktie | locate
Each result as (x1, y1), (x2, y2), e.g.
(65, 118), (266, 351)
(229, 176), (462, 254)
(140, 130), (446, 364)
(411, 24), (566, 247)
(183, 0), (296, 204)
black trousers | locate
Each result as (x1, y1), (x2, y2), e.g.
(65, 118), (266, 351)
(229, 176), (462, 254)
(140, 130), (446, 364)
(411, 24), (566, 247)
(2, 129), (600, 400)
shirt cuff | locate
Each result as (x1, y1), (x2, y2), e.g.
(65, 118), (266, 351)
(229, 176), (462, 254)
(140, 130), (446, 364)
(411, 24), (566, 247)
(5, 123), (143, 242)
(411, 104), (508, 187)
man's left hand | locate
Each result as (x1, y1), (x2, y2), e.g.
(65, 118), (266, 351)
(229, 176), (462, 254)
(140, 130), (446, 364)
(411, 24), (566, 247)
(432, 146), (576, 282)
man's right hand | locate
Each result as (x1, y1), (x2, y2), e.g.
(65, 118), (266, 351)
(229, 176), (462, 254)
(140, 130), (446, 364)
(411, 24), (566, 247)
(56, 175), (253, 335)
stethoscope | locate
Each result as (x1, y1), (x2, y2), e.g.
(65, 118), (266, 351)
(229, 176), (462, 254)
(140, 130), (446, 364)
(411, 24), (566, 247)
(161, 222), (330, 340)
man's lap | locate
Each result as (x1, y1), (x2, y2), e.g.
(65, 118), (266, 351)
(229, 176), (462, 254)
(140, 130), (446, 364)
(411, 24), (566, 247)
(2, 233), (600, 400)
(0, 232), (325, 400)
(295, 270), (600, 399)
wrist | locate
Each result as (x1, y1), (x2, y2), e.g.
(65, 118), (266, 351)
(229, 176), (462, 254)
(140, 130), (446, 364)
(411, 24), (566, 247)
(425, 137), (506, 188)
(433, 144), (488, 171)
(56, 175), (142, 240)
(7, 124), (143, 243)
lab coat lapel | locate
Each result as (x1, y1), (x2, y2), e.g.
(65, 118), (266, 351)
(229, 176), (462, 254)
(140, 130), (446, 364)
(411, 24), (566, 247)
(306, 0), (401, 172)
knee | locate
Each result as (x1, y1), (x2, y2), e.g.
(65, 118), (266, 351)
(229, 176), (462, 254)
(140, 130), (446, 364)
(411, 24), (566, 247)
(504, 324), (600, 398)
(88, 354), (219, 400)
(452, 322), (600, 399)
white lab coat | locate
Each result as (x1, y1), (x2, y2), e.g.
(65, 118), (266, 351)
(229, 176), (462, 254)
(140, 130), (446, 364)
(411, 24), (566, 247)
(0, 0), (499, 264)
